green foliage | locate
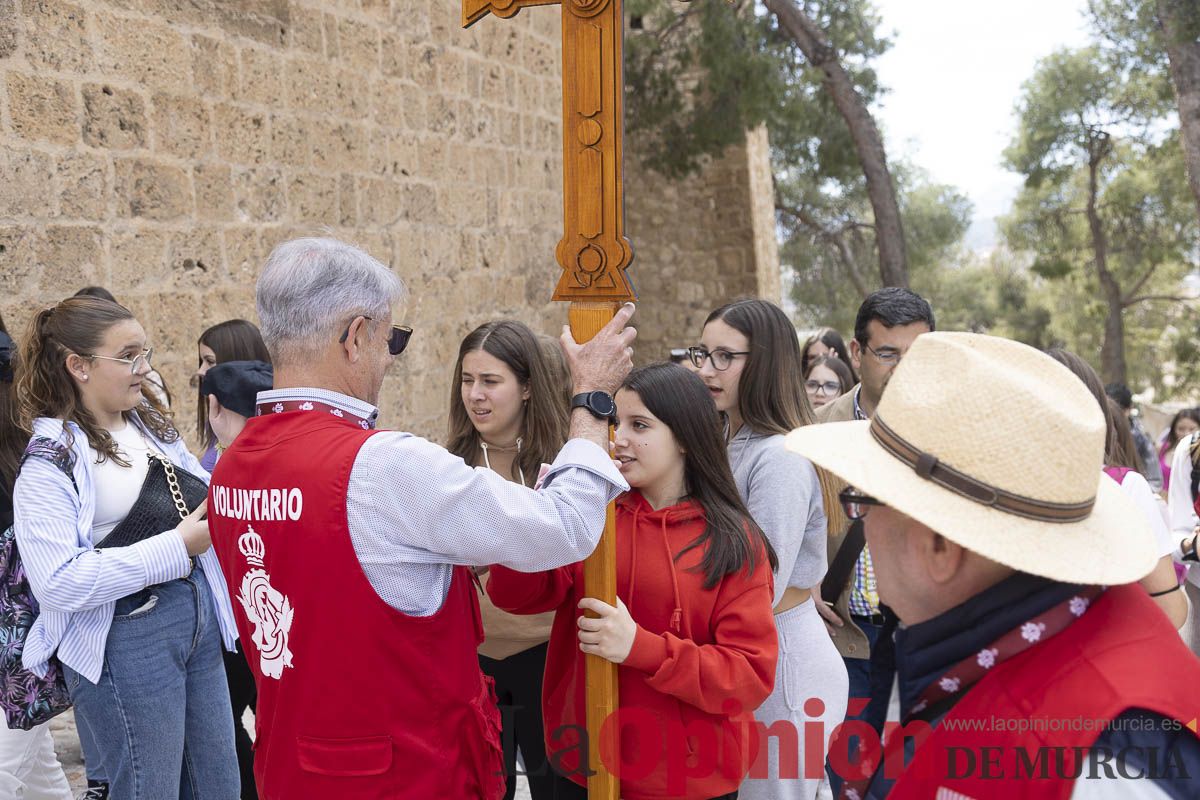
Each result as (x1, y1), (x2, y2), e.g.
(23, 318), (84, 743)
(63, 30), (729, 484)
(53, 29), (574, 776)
(1001, 43), (1198, 392)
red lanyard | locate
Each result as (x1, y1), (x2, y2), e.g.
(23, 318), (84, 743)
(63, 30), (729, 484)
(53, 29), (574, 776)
(838, 585), (1102, 799)
(255, 400), (375, 430)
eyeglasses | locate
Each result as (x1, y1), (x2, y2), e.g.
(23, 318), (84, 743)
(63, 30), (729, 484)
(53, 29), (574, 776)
(863, 342), (902, 366)
(339, 316), (414, 356)
(839, 487), (885, 520)
(687, 346), (750, 371)
(805, 380), (842, 397)
(88, 348), (153, 375)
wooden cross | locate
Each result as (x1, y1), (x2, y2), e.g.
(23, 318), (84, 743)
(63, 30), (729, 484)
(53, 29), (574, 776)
(464, 1), (636, 798)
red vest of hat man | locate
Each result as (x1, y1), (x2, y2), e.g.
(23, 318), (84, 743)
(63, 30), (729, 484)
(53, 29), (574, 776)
(206, 237), (636, 799)
(787, 332), (1200, 800)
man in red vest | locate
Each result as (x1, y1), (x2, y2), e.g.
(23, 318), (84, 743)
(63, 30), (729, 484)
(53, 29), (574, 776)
(207, 237), (635, 799)
(787, 332), (1200, 799)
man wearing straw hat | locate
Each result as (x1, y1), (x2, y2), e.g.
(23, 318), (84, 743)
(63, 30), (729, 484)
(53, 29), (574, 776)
(787, 332), (1200, 799)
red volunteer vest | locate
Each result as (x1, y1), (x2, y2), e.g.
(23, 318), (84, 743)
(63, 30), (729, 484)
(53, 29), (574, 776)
(208, 410), (504, 799)
(886, 584), (1200, 799)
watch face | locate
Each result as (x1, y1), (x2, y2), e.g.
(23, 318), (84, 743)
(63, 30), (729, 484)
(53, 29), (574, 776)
(590, 391), (616, 416)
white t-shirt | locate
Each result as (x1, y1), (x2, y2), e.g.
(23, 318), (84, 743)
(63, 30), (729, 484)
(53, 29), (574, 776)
(89, 422), (165, 544)
(1111, 468), (1174, 558)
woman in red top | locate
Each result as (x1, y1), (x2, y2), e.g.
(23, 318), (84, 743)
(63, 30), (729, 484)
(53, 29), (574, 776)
(488, 363), (779, 800)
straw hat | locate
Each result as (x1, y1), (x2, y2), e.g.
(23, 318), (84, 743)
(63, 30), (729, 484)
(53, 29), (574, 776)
(785, 332), (1156, 585)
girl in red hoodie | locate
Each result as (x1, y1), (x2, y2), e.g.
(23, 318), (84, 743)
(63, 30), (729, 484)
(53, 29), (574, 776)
(487, 363), (779, 800)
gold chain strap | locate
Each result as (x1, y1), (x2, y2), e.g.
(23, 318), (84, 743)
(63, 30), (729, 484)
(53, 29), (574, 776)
(149, 453), (189, 521)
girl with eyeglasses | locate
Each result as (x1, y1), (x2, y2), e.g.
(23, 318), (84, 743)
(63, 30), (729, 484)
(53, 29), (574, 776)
(12, 297), (240, 799)
(803, 355), (853, 410)
(693, 299), (848, 800)
(487, 363), (779, 799)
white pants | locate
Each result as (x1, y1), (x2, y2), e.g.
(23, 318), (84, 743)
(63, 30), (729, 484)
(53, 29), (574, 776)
(740, 598), (849, 800)
(0, 722), (72, 800)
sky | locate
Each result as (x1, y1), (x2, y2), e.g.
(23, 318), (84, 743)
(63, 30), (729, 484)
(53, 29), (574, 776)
(869, 0), (1094, 251)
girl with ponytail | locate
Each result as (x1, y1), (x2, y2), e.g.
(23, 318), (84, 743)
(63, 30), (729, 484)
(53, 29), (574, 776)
(12, 297), (240, 799)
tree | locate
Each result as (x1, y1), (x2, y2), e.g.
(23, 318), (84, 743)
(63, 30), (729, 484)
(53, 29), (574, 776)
(762, 0), (907, 287)
(1089, 0), (1200, 222)
(624, 0), (912, 287)
(1003, 47), (1197, 384)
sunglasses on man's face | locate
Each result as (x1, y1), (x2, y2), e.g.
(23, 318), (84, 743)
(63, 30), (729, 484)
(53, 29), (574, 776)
(839, 487), (885, 520)
(339, 317), (413, 356)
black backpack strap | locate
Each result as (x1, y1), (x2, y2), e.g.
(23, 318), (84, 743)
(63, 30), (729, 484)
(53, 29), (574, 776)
(821, 518), (865, 606)
(17, 436), (77, 494)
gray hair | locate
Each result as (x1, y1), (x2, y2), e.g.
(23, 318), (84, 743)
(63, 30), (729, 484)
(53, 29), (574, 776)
(256, 238), (407, 364)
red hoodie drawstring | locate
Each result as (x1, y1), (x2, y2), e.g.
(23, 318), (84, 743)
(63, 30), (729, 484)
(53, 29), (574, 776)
(626, 505), (641, 612)
(662, 515), (684, 634)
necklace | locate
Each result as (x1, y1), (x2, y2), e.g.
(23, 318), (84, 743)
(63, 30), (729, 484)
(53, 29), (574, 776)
(480, 437), (525, 485)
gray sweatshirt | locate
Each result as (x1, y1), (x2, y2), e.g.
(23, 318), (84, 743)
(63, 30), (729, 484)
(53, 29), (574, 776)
(727, 426), (828, 606)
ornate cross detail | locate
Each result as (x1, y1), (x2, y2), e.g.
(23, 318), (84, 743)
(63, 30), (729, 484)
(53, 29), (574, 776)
(464, 0), (635, 302)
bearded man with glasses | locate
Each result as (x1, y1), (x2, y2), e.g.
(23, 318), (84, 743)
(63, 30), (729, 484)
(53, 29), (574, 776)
(206, 237), (637, 799)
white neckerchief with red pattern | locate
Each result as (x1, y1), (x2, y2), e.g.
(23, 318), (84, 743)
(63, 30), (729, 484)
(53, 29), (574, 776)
(255, 399), (376, 430)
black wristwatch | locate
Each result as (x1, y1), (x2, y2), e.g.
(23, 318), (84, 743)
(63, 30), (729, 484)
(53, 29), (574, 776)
(1183, 535), (1199, 563)
(571, 391), (617, 424)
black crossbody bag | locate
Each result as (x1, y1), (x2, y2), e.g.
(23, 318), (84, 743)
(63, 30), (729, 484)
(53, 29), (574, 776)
(102, 452), (207, 549)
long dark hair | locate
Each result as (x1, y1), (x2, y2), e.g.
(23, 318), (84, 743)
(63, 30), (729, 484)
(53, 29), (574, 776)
(446, 320), (569, 485)
(802, 327), (858, 383)
(17, 298), (178, 465)
(705, 299), (814, 435)
(195, 320), (271, 448)
(0, 314), (28, 497)
(621, 363), (778, 588)
(1045, 348), (1139, 470)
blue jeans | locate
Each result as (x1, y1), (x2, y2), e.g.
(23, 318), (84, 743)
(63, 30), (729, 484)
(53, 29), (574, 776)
(64, 565), (239, 800)
(828, 617), (892, 794)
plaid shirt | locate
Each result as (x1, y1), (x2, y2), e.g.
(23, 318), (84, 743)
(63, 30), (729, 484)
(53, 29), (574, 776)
(847, 387), (880, 617)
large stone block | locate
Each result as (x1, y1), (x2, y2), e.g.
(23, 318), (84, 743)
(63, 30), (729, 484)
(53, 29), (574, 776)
(233, 166), (286, 221)
(0, 226), (38, 296)
(82, 83), (147, 149)
(0, 146), (56, 217)
(114, 157), (193, 220)
(284, 56), (336, 113)
(7, 72), (79, 145)
(107, 227), (169, 292)
(336, 17), (380, 74)
(151, 92), (212, 159)
(310, 121), (365, 173)
(23, 0), (91, 72)
(190, 34), (237, 98)
(166, 226), (224, 289)
(0, 0), (16, 60)
(95, 13), (192, 92)
(214, 103), (269, 165)
(269, 113), (309, 168)
(286, 172), (338, 223)
(235, 46), (283, 106)
(223, 225), (263, 284)
(194, 163), (235, 221)
(33, 225), (103, 294)
(56, 151), (111, 219)
(213, 0), (289, 47)
(287, 2), (325, 56)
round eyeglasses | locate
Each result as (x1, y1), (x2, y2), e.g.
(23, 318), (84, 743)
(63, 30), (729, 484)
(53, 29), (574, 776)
(805, 380), (842, 397)
(87, 347), (153, 375)
(687, 346), (750, 371)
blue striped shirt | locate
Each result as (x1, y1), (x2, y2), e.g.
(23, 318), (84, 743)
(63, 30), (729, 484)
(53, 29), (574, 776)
(13, 417), (238, 684)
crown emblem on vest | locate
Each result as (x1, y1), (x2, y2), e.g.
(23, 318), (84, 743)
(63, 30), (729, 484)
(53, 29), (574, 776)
(239, 526), (266, 567)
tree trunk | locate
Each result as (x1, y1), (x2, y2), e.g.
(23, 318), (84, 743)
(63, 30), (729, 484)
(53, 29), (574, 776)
(1086, 147), (1127, 384)
(1158, 0), (1200, 222)
(764, 0), (909, 288)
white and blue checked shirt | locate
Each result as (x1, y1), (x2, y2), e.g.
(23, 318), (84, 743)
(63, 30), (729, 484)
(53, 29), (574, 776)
(13, 417), (239, 684)
(253, 388), (629, 616)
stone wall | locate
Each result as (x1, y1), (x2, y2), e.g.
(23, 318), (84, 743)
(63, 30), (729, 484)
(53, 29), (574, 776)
(0, 0), (777, 442)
